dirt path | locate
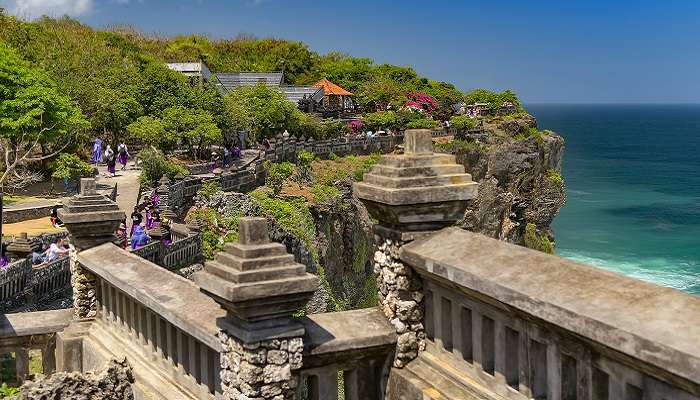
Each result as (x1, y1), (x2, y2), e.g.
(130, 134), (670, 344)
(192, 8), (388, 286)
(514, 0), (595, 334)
(95, 161), (141, 217)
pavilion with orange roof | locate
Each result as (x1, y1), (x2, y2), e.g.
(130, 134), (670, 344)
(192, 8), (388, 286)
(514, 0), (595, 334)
(313, 79), (355, 110)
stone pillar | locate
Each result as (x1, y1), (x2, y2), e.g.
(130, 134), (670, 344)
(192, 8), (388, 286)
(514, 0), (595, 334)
(6, 232), (39, 260)
(354, 129), (478, 368)
(58, 178), (125, 319)
(195, 217), (318, 400)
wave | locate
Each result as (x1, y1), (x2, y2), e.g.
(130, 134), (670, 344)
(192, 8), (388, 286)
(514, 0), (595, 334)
(558, 250), (700, 294)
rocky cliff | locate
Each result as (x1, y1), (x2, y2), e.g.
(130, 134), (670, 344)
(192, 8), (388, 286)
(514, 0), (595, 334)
(440, 115), (566, 247)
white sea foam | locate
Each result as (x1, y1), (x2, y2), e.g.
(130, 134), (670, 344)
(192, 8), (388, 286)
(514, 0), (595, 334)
(559, 250), (700, 293)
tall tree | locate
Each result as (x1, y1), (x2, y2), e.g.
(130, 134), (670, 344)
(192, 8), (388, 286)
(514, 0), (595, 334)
(0, 43), (89, 188)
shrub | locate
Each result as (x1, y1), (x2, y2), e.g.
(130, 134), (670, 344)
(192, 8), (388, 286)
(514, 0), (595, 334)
(185, 207), (242, 259)
(137, 148), (188, 184)
(295, 150), (315, 184)
(449, 115), (477, 130)
(197, 180), (223, 200)
(310, 183), (341, 204)
(321, 120), (351, 138)
(265, 161), (295, 196)
(0, 383), (21, 397)
(547, 169), (563, 186)
(362, 111), (398, 131)
(405, 118), (438, 129)
(50, 153), (93, 180)
(524, 223), (555, 254)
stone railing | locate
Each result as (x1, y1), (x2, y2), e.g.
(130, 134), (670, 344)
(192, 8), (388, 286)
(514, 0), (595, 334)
(161, 233), (202, 270)
(70, 243), (396, 399)
(0, 308), (73, 384)
(0, 256), (71, 313)
(75, 244), (225, 399)
(390, 227), (700, 399)
(129, 225), (203, 270)
(0, 258), (32, 311)
(298, 308), (396, 399)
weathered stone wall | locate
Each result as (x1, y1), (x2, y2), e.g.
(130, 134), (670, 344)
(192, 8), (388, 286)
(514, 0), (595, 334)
(19, 358), (134, 400)
(70, 246), (96, 319)
(374, 238), (425, 368)
(219, 333), (303, 399)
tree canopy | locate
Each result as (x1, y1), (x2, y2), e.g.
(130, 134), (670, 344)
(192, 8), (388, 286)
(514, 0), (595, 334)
(0, 41), (88, 187)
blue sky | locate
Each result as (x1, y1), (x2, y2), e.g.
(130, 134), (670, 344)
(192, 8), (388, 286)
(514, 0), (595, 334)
(3, 0), (700, 103)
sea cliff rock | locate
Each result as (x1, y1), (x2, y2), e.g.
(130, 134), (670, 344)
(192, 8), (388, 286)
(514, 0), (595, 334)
(445, 116), (566, 246)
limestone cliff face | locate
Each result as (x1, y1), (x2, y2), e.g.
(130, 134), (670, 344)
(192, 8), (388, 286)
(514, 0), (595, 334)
(310, 181), (375, 311)
(450, 116), (566, 246)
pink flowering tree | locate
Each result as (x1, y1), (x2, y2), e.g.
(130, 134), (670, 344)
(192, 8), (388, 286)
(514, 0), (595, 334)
(405, 92), (436, 114)
(349, 119), (364, 134)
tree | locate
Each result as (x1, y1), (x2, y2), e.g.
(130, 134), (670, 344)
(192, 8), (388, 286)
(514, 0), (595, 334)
(0, 43), (89, 189)
(161, 106), (221, 159)
(127, 115), (171, 150)
(225, 83), (301, 142)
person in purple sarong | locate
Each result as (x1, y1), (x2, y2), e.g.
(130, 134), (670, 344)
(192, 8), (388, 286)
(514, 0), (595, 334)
(104, 144), (116, 176)
(117, 143), (129, 170)
(150, 189), (160, 208)
(130, 225), (150, 250)
(91, 138), (103, 164)
(145, 206), (154, 230)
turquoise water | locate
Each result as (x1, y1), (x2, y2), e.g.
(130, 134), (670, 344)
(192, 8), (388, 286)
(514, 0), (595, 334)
(528, 104), (700, 295)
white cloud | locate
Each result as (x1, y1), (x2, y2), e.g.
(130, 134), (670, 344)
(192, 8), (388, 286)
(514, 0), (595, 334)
(3, 0), (93, 19)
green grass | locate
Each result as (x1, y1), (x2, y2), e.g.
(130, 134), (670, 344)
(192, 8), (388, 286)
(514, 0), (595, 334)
(547, 169), (563, 186)
(524, 223), (555, 254)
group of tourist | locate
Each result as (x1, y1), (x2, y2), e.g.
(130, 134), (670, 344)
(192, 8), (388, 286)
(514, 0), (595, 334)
(211, 142), (242, 172)
(91, 138), (130, 176)
(31, 237), (70, 266)
(117, 188), (171, 250)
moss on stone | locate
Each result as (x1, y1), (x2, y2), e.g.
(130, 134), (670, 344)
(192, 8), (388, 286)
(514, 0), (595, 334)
(547, 169), (563, 186)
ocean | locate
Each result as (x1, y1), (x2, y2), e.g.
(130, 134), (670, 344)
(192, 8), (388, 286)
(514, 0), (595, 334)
(527, 104), (700, 295)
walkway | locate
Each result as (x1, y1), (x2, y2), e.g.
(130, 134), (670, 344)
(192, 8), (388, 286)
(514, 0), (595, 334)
(94, 161), (141, 217)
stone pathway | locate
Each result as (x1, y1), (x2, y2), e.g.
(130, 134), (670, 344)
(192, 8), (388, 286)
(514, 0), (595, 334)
(94, 161), (141, 217)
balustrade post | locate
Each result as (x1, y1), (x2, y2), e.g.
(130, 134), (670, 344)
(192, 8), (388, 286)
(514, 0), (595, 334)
(195, 217), (319, 400)
(58, 178), (125, 320)
(354, 129), (478, 368)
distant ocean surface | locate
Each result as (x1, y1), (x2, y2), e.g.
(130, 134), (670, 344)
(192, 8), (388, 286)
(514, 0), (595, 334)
(528, 104), (700, 295)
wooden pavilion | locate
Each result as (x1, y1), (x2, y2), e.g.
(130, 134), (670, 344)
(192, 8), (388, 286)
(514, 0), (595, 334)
(313, 79), (354, 110)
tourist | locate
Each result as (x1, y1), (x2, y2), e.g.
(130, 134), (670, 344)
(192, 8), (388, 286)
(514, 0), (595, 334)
(91, 138), (103, 165)
(50, 205), (63, 228)
(130, 206), (143, 237)
(150, 189), (160, 207)
(34, 238), (69, 265)
(233, 145), (241, 159)
(117, 143), (130, 170)
(117, 222), (128, 249)
(104, 144), (116, 177)
(145, 206), (155, 230)
(130, 225), (150, 250)
(161, 218), (172, 245)
(0, 243), (8, 269)
(211, 152), (220, 172)
(223, 145), (231, 168)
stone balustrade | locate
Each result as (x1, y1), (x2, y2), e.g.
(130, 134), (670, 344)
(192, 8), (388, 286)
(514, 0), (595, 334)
(66, 243), (226, 399)
(389, 227), (700, 399)
(0, 256), (71, 313)
(298, 308), (396, 400)
(0, 308), (72, 384)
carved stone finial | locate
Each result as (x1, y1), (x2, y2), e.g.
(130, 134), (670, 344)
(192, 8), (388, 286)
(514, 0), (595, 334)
(58, 178), (125, 251)
(194, 217), (318, 342)
(7, 232), (40, 259)
(354, 129), (478, 233)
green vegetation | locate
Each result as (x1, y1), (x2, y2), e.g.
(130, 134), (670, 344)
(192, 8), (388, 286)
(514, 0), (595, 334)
(265, 162), (295, 196)
(524, 223), (555, 254)
(50, 153), (93, 180)
(137, 148), (188, 184)
(185, 207), (242, 259)
(547, 169), (563, 186)
(0, 383), (20, 397)
(405, 118), (439, 129)
(449, 115), (477, 130)
(197, 180), (223, 200)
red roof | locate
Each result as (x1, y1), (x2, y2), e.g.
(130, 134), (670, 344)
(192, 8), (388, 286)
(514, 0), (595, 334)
(313, 79), (353, 96)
